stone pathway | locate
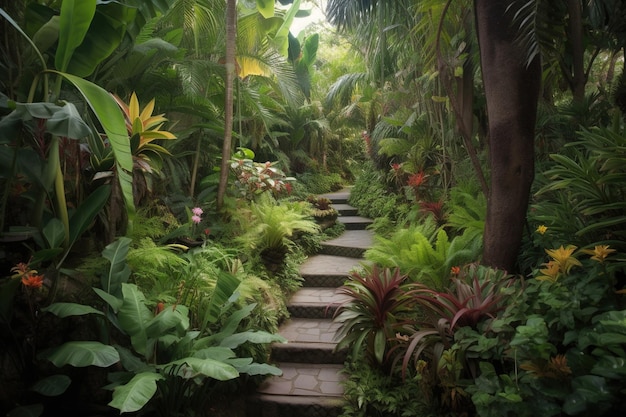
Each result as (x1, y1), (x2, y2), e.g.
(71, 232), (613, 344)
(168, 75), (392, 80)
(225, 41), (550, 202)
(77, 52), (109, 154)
(247, 189), (373, 417)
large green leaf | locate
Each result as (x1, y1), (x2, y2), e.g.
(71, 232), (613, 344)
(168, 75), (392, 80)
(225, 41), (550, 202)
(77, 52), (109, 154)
(31, 375), (71, 397)
(42, 302), (104, 318)
(55, 0), (97, 72)
(118, 283), (153, 356)
(68, 184), (111, 245)
(66, 2), (137, 77)
(41, 341), (119, 367)
(109, 372), (163, 413)
(257, 0), (276, 18)
(93, 287), (123, 313)
(166, 357), (239, 381)
(101, 235), (132, 297)
(145, 305), (190, 339)
(51, 72), (135, 232)
(219, 331), (286, 349)
(42, 217), (65, 249)
(201, 270), (241, 328)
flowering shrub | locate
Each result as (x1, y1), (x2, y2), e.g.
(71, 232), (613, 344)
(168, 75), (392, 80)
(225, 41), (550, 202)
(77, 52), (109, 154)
(230, 157), (294, 201)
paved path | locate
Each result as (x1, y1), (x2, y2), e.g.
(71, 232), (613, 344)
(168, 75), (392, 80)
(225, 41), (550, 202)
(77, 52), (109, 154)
(248, 188), (373, 417)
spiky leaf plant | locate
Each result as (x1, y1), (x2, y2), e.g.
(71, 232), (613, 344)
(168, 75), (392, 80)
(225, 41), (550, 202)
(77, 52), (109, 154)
(334, 266), (414, 369)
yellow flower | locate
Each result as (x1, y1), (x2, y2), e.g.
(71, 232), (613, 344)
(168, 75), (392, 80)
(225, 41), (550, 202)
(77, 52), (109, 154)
(112, 92), (176, 152)
(536, 260), (561, 283)
(581, 245), (615, 263)
(536, 225), (548, 235)
(545, 245), (582, 275)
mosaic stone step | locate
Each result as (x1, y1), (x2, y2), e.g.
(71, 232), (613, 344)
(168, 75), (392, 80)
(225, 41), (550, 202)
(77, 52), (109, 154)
(299, 254), (364, 287)
(287, 288), (350, 319)
(271, 317), (347, 364)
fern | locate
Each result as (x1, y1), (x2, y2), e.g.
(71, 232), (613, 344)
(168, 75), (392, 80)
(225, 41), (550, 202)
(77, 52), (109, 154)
(446, 188), (486, 238)
(365, 220), (482, 290)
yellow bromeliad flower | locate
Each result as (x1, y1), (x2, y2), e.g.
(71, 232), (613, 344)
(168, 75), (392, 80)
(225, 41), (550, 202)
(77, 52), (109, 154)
(112, 92), (176, 153)
(537, 260), (561, 283)
(581, 245), (615, 263)
(536, 225), (548, 235)
(545, 245), (582, 275)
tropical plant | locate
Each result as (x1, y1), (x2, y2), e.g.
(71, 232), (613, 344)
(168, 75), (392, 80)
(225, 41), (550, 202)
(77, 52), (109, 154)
(364, 219), (483, 290)
(34, 235), (284, 415)
(237, 193), (319, 272)
(111, 92), (177, 203)
(334, 266), (414, 369)
(531, 126), (626, 253)
(229, 148), (296, 201)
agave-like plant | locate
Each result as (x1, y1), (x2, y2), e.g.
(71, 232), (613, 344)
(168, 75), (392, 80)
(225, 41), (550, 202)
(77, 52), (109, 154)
(392, 264), (513, 378)
(334, 265), (414, 369)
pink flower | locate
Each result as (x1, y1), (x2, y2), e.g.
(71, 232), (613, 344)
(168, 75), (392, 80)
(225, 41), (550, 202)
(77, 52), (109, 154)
(191, 215), (201, 224)
(192, 207), (203, 216)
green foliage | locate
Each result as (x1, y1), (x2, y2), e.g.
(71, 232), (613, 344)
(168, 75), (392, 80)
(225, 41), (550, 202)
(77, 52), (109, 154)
(365, 219), (482, 290)
(530, 126), (626, 253)
(295, 171), (345, 195)
(237, 193), (320, 271)
(340, 359), (431, 417)
(446, 187), (486, 240)
(348, 161), (407, 223)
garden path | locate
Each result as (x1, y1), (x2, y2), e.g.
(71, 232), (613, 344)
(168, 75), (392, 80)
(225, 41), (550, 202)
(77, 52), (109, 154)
(247, 188), (373, 417)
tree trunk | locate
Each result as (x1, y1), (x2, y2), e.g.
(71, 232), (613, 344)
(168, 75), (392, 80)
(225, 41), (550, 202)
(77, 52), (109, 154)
(474, 0), (542, 272)
(567, 0), (585, 102)
(217, 0), (237, 210)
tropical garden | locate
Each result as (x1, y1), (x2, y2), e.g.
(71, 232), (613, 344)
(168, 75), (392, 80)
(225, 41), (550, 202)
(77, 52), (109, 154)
(0, 0), (625, 416)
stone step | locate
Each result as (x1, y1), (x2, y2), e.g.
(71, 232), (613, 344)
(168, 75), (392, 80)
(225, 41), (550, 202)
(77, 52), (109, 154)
(299, 254), (364, 287)
(338, 215), (373, 230)
(271, 318), (347, 364)
(318, 230), (374, 259)
(248, 363), (346, 417)
(332, 203), (358, 216)
(287, 288), (350, 319)
(319, 190), (350, 205)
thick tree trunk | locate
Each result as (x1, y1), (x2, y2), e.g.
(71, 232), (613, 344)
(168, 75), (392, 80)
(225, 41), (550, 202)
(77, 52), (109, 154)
(474, 0), (541, 271)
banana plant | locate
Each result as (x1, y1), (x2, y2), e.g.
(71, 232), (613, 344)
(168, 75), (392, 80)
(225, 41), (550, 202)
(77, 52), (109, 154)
(39, 237), (284, 414)
(0, 3), (136, 243)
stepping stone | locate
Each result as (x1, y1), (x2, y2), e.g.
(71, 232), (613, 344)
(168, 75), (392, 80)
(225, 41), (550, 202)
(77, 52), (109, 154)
(271, 318), (347, 364)
(256, 363), (346, 396)
(319, 230), (374, 258)
(287, 288), (351, 318)
(299, 254), (365, 287)
(332, 203), (358, 216)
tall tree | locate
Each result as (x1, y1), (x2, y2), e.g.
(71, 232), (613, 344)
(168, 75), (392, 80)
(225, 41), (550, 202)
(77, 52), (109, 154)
(217, 0), (237, 210)
(475, 0), (541, 270)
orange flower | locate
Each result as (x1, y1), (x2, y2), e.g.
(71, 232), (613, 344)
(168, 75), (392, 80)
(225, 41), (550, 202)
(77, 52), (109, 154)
(536, 260), (561, 283)
(408, 171), (427, 188)
(21, 274), (44, 289)
(450, 266), (461, 275)
(581, 245), (615, 263)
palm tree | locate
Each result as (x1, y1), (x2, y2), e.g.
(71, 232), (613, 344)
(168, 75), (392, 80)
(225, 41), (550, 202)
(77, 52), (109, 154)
(218, 0), (237, 210)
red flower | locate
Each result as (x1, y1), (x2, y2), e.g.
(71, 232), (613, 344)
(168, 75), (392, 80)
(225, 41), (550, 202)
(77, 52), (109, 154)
(450, 266), (461, 275)
(22, 274), (44, 289)
(407, 171), (426, 188)
(204, 228), (211, 236)
(391, 163), (401, 171)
